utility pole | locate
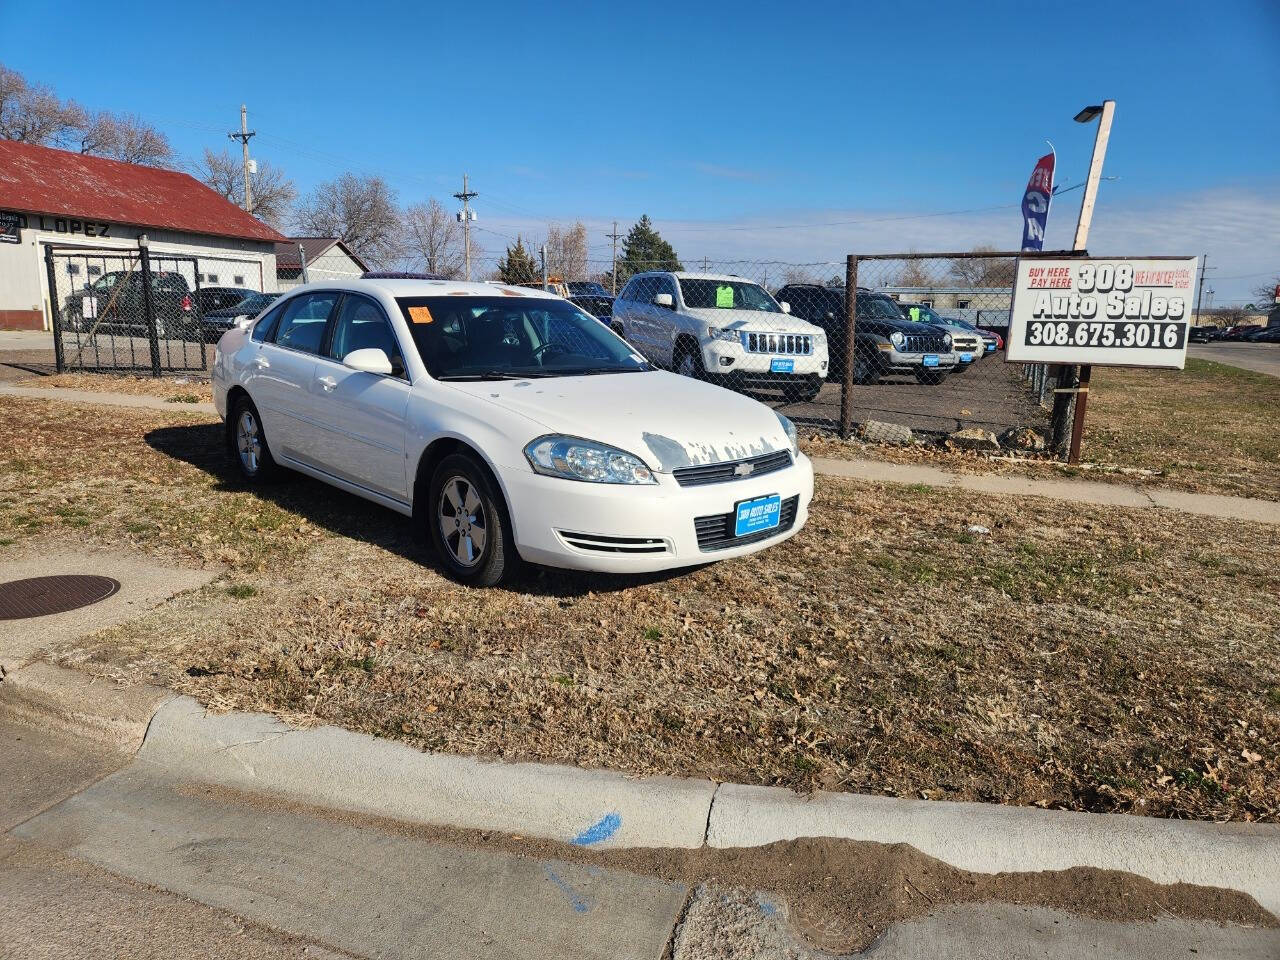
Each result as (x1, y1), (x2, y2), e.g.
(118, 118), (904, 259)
(540, 243), (548, 290)
(1053, 99), (1115, 461)
(453, 174), (478, 281)
(1193, 254), (1212, 326)
(227, 104), (255, 214)
(606, 220), (622, 294)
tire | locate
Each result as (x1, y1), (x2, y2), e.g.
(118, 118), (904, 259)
(915, 369), (945, 386)
(674, 342), (707, 381)
(228, 395), (282, 483)
(797, 376), (823, 403)
(853, 349), (878, 386)
(427, 452), (520, 588)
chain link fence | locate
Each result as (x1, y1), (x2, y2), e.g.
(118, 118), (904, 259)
(44, 245), (270, 374)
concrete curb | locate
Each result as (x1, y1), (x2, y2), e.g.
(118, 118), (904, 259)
(138, 696), (716, 849)
(5, 676), (1279, 914)
(0, 384), (216, 416)
(0, 662), (172, 754)
(707, 783), (1280, 918)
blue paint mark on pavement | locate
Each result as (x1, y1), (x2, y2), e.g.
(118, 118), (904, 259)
(571, 812), (621, 846)
(543, 864), (590, 914)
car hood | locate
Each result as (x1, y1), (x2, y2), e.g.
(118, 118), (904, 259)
(682, 307), (823, 335)
(442, 370), (792, 471)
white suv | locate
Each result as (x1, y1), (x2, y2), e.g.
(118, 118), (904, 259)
(614, 272), (829, 401)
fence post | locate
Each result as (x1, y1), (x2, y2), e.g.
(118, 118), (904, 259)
(839, 255), (858, 439)
(43, 245), (66, 374)
(138, 237), (162, 377)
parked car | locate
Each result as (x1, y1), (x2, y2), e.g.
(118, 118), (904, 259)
(1221, 324), (1260, 341)
(200, 291), (281, 342)
(567, 281), (609, 297)
(613, 272), (829, 401)
(1188, 325), (1223, 343)
(774, 284), (955, 385)
(194, 286), (257, 315)
(62, 270), (200, 340)
(1242, 325), (1280, 343)
(897, 302), (986, 372)
(568, 294), (620, 333)
(212, 278), (813, 586)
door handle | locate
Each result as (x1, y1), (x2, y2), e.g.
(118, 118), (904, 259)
(252, 356), (269, 370)
(317, 375), (337, 392)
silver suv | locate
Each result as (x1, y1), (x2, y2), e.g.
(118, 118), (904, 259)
(613, 272), (829, 401)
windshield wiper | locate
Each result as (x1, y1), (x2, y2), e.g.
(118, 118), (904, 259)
(436, 370), (556, 381)
(561, 366), (650, 376)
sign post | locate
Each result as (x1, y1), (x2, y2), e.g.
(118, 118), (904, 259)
(1007, 256), (1199, 462)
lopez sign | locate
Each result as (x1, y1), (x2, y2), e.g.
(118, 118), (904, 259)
(1006, 256), (1198, 369)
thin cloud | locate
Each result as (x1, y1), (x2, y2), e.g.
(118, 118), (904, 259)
(693, 162), (765, 181)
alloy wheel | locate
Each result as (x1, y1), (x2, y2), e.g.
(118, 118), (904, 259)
(438, 477), (488, 567)
(236, 409), (262, 474)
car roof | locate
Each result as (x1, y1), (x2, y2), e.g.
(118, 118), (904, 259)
(283, 278), (561, 301)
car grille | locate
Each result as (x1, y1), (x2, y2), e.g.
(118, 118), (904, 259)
(694, 495), (800, 552)
(557, 531), (669, 555)
(741, 332), (813, 355)
(904, 333), (948, 353)
(951, 335), (982, 352)
(672, 449), (792, 487)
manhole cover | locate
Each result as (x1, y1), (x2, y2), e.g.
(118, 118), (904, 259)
(0, 575), (121, 620)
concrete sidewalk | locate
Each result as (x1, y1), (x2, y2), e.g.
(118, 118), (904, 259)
(2, 380), (1277, 525)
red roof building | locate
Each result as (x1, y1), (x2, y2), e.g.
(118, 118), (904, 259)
(0, 139), (284, 243)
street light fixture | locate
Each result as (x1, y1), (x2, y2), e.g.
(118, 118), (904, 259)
(1073, 105), (1105, 124)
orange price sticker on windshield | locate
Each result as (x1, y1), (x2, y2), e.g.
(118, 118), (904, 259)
(408, 305), (434, 324)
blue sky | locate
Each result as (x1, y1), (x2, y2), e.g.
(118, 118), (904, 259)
(3, 0), (1277, 301)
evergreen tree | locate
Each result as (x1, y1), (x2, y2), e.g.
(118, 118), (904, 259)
(616, 215), (682, 283)
(496, 236), (541, 284)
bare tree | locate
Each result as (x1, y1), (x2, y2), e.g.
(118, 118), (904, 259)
(77, 111), (171, 165)
(948, 244), (1017, 287)
(294, 173), (402, 267)
(0, 64), (84, 147)
(893, 257), (931, 287)
(401, 198), (465, 278)
(543, 221), (589, 280)
(1250, 275), (1279, 309)
(196, 148), (296, 229)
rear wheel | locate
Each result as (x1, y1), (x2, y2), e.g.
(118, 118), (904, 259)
(228, 395), (282, 483)
(427, 453), (520, 588)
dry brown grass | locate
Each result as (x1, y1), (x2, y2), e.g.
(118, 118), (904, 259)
(3, 395), (1278, 823)
(16, 372), (212, 404)
(802, 358), (1280, 501)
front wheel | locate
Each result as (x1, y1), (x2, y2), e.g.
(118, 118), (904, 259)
(427, 453), (520, 587)
(796, 376), (823, 402)
(674, 344), (707, 381)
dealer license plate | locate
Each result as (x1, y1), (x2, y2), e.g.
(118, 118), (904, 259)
(922, 354), (940, 367)
(734, 494), (781, 538)
(959, 352), (974, 363)
(770, 358), (795, 374)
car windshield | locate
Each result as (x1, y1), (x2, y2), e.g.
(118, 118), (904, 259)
(857, 295), (905, 320)
(88, 272), (125, 291)
(902, 304), (944, 325)
(396, 295), (650, 380)
(679, 278), (780, 312)
(231, 293), (277, 314)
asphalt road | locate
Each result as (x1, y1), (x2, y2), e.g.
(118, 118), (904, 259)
(1190, 342), (1280, 378)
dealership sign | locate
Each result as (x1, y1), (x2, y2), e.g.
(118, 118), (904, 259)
(1006, 256), (1198, 369)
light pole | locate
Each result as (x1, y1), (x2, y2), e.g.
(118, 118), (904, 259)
(1051, 99), (1115, 460)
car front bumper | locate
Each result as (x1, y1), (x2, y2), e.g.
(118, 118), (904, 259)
(501, 452), (814, 572)
(878, 347), (960, 374)
(702, 341), (829, 378)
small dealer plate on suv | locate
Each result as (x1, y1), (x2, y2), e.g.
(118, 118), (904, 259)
(735, 494), (782, 537)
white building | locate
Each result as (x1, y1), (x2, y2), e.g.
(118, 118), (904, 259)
(275, 237), (369, 289)
(0, 139), (283, 330)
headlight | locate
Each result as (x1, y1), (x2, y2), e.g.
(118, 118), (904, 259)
(233, 315), (251, 330)
(707, 326), (738, 343)
(524, 435), (656, 484)
(889, 331), (906, 349)
(944, 333), (953, 349)
(775, 412), (798, 455)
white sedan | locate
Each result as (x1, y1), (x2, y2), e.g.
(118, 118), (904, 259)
(212, 277), (813, 586)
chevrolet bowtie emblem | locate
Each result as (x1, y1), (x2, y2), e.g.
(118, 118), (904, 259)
(733, 462), (754, 477)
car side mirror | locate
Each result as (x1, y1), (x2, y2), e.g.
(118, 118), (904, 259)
(653, 293), (674, 308)
(779, 301), (791, 314)
(825, 311), (835, 320)
(342, 347), (393, 375)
